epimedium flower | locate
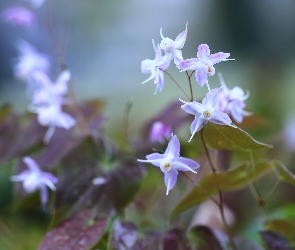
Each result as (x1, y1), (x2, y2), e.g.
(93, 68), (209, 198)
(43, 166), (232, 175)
(180, 87), (236, 142)
(177, 44), (233, 88)
(149, 121), (172, 144)
(29, 70), (76, 143)
(217, 73), (251, 123)
(1, 6), (36, 27)
(160, 22), (188, 65)
(10, 156), (58, 205)
(14, 40), (51, 81)
(141, 39), (171, 94)
(138, 135), (200, 195)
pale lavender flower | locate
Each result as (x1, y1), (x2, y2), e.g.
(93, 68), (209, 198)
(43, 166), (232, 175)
(141, 39), (171, 94)
(1, 6), (36, 27)
(160, 22), (188, 65)
(14, 40), (50, 81)
(177, 44), (233, 88)
(180, 88), (236, 142)
(23, 0), (46, 8)
(10, 156), (58, 205)
(138, 135), (200, 195)
(149, 121), (172, 144)
(113, 221), (137, 250)
(29, 70), (76, 143)
(217, 73), (251, 123)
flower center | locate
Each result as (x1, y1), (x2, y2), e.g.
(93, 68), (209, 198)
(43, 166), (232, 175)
(205, 111), (210, 117)
(160, 159), (172, 172)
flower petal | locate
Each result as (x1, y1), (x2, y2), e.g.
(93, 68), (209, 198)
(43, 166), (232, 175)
(211, 110), (233, 126)
(23, 156), (40, 172)
(174, 22), (188, 49)
(138, 152), (166, 167)
(177, 58), (204, 71)
(165, 135), (180, 159)
(164, 169), (178, 195)
(208, 52), (231, 65)
(189, 118), (207, 142)
(181, 101), (204, 116)
(195, 69), (208, 87)
(173, 157), (200, 173)
(197, 44), (210, 60)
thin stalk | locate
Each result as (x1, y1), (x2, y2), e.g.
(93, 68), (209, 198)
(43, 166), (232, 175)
(163, 70), (190, 101)
(199, 130), (237, 250)
(185, 71), (193, 101)
(122, 101), (133, 142)
(264, 178), (280, 202)
(181, 171), (219, 206)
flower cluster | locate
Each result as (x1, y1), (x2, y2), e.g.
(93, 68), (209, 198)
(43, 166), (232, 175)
(139, 23), (251, 195)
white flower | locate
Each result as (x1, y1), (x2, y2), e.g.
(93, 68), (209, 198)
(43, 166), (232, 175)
(10, 157), (58, 205)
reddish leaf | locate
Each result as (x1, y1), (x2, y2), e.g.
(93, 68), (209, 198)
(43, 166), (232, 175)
(260, 230), (293, 250)
(38, 210), (108, 250)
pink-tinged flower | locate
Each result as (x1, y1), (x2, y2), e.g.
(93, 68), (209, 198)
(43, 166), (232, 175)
(149, 121), (172, 144)
(160, 22), (188, 65)
(138, 135), (200, 195)
(1, 6), (36, 27)
(23, 0), (46, 8)
(29, 70), (76, 143)
(177, 44), (233, 88)
(14, 40), (50, 81)
(10, 156), (58, 205)
(180, 88), (236, 142)
(141, 39), (171, 94)
(217, 73), (251, 123)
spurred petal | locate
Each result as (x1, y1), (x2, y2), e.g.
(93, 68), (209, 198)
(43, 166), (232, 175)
(181, 101), (204, 116)
(177, 58), (205, 71)
(208, 52), (231, 65)
(173, 157), (200, 173)
(165, 135), (180, 159)
(164, 169), (178, 195)
(173, 49), (183, 65)
(197, 44), (210, 60)
(174, 22), (188, 49)
(23, 156), (40, 172)
(202, 88), (221, 108)
(189, 118), (207, 142)
(211, 110), (233, 126)
(138, 153), (166, 167)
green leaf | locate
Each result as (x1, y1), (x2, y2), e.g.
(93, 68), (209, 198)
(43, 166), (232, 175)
(264, 219), (295, 242)
(189, 226), (223, 250)
(170, 160), (273, 219)
(273, 160), (295, 186)
(203, 123), (272, 151)
(38, 210), (108, 250)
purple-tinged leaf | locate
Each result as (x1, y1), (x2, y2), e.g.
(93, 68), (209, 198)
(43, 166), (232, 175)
(203, 123), (272, 151)
(38, 210), (108, 250)
(162, 228), (191, 250)
(171, 160), (273, 219)
(260, 230), (293, 250)
(133, 231), (163, 250)
(264, 219), (295, 242)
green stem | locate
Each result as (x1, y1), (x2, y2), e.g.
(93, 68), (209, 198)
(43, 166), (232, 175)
(199, 130), (237, 250)
(185, 71), (193, 101)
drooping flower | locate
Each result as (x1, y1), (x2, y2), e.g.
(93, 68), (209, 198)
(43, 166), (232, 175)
(160, 22), (188, 65)
(10, 156), (58, 205)
(180, 88), (236, 142)
(177, 44), (233, 88)
(14, 40), (50, 81)
(1, 6), (36, 27)
(217, 73), (251, 123)
(29, 70), (76, 143)
(138, 135), (200, 195)
(141, 39), (171, 94)
(149, 121), (172, 144)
